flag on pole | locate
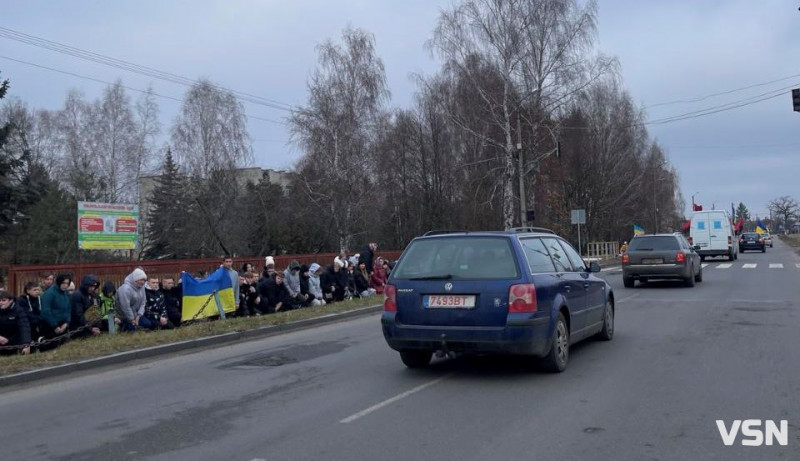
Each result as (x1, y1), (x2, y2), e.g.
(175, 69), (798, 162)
(633, 223), (645, 236)
(755, 219), (767, 234)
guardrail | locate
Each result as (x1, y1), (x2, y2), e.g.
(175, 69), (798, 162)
(585, 242), (619, 259)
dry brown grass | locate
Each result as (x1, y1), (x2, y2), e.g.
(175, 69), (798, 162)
(0, 296), (381, 376)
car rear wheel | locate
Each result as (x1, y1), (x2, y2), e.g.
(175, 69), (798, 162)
(695, 266), (703, 282)
(541, 313), (569, 373)
(623, 277), (635, 288)
(761, 247), (766, 253)
(399, 350), (432, 369)
(728, 250), (735, 261)
(597, 300), (614, 341)
(700, 255), (706, 262)
(685, 266), (696, 287)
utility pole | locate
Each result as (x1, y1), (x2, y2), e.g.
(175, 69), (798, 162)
(653, 165), (658, 233)
(517, 115), (526, 227)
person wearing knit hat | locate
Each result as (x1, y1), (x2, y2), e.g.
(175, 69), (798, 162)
(116, 268), (148, 332)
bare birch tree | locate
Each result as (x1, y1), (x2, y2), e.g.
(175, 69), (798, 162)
(290, 27), (389, 251)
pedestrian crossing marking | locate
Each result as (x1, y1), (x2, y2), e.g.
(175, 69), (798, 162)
(716, 263), (732, 269)
(769, 263), (783, 269)
(742, 264), (757, 269)
(796, 263), (800, 269)
(701, 263), (709, 268)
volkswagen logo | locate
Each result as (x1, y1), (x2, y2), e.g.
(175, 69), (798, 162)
(444, 282), (453, 292)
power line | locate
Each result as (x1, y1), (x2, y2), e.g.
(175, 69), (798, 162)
(644, 72), (800, 109)
(0, 26), (297, 113)
(0, 54), (288, 126)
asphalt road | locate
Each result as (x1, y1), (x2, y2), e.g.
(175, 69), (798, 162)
(1, 239), (799, 460)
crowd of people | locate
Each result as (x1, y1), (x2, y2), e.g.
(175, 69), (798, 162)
(0, 242), (391, 357)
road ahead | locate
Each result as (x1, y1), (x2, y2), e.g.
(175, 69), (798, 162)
(2, 240), (800, 461)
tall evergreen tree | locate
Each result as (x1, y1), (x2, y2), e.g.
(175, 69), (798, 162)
(735, 202), (750, 223)
(143, 148), (187, 258)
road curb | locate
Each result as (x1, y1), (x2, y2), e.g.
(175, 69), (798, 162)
(0, 305), (383, 388)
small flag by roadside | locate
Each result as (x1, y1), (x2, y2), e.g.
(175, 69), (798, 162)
(633, 224), (645, 236)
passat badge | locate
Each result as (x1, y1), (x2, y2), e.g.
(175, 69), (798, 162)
(444, 282), (453, 292)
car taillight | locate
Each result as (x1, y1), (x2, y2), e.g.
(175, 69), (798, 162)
(508, 283), (537, 313)
(759, 238), (763, 243)
(739, 238), (744, 243)
(621, 253), (630, 264)
(384, 284), (397, 312)
(676, 252), (686, 263)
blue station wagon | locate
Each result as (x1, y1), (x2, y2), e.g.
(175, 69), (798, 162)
(381, 229), (615, 372)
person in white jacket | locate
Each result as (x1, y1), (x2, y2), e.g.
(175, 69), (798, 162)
(116, 268), (147, 331)
(307, 263), (326, 306)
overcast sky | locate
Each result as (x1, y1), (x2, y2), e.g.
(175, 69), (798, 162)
(2, 0), (799, 219)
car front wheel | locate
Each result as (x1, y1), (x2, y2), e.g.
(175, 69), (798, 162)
(597, 300), (614, 341)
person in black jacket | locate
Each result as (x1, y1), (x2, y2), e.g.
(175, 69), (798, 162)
(17, 282), (43, 342)
(143, 278), (172, 329)
(160, 277), (182, 327)
(298, 264), (315, 307)
(260, 271), (291, 314)
(360, 242), (378, 277)
(239, 271), (260, 316)
(70, 275), (102, 338)
(321, 262), (347, 302)
(0, 290), (31, 355)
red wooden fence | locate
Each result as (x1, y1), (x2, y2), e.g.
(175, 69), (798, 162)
(1, 251), (403, 296)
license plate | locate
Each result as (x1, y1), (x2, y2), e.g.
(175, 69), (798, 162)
(747, 240), (755, 243)
(424, 295), (476, 308)
(641, 258), (663, 264)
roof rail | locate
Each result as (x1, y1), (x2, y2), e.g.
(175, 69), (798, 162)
(506, 226), (556, 234)
(422, 230), (469, 237)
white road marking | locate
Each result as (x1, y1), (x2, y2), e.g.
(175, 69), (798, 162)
(796, 263), (800, 269)
(769, 263), (783, 269)
(716, 263), (733, 269)
(340, 374), (452, 423)
(701, 263), (709, 268)
(742, 264), (757, 269)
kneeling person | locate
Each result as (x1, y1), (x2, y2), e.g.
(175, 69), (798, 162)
(143, 278), (173, 330)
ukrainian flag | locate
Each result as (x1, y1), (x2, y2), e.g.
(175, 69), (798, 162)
(633, 223), (645, 236)
(755, 219), (767, 234)
(181, 268), (237, 320)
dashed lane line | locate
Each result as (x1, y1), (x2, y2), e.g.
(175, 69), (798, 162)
(742, 264), (757, 269)
(716, 263), (732, 269)
(769, 263), (784, 269)
(340, 374), (453, 423)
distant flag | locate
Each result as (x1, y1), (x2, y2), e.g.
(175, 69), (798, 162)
(755, 219), (767, 234)
(734, 218), (745, 234)
(633, 223), (645, 236)
(693, 204), (703, 211)
(681, 220), (691, 232)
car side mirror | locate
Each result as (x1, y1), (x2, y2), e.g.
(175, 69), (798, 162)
(588, 261), (601, 273)
(693, 245), (701, 251)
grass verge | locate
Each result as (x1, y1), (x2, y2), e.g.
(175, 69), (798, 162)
(0, 297), (381, 376)
(779, 233), (800, 253)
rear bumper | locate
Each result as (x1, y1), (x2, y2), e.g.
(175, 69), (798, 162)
(623, 263), (691, 279)
(739, 243), (764, 251)
(696, 248), (730, 257)
(381, 313), (552, 356)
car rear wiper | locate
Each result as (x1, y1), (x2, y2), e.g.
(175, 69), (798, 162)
(636, 248), (654, 251)
(409, 274), (453, 280)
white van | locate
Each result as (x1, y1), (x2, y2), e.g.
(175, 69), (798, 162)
(689, 210), (738, 261)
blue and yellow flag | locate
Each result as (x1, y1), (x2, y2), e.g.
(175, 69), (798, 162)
(633, 223), (645, 236)
(181, 268), (237, 320)
(755, 219), (767, 234)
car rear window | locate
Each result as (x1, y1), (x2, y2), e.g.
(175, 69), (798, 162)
(391, 237), (519, 280)
(628, 236), (680, 251)
(742, 233), (759, 238)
